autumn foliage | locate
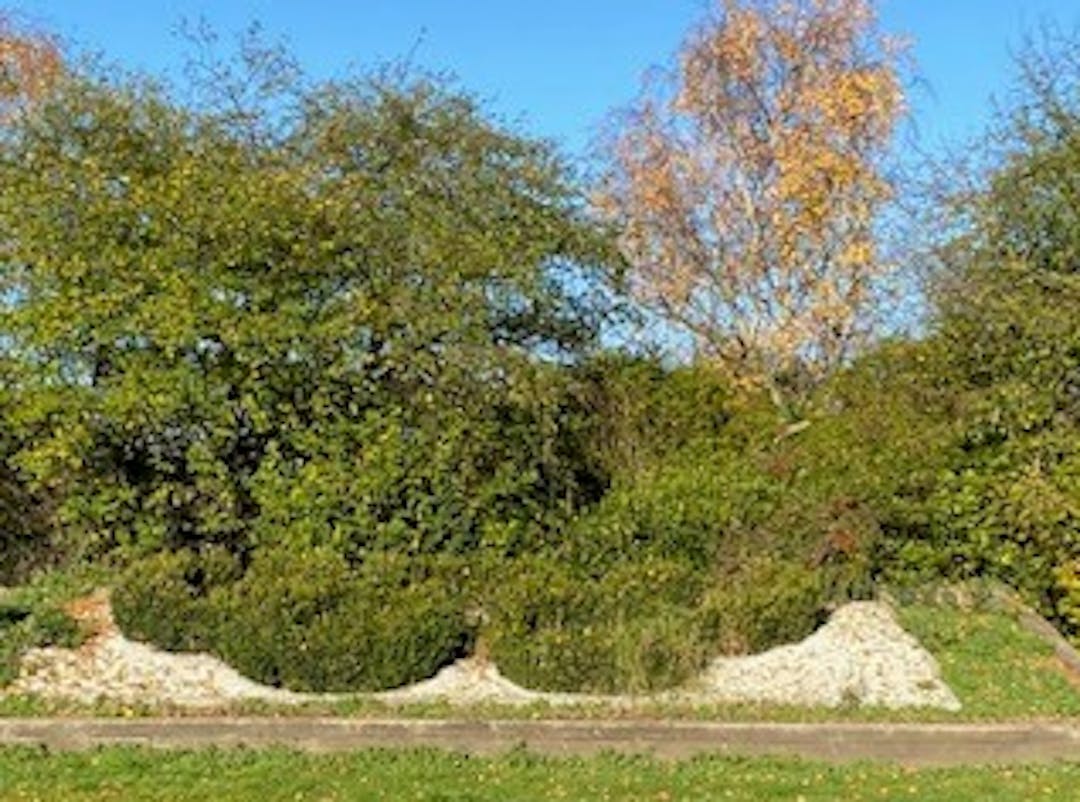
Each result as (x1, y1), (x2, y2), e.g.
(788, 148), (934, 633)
(0, 12), (61, 119)
(599, 0), (906, 386)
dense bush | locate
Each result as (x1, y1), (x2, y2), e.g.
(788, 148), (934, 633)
(484, 556), (710, 693)
(111, 547), (244, 653)
(875, 31), (1080, 634)
(0, 362), (64, 585)
(563, 352), (943, 588)
(215, 549), (473, 691)
(567, 356), (732, 489)
(113, 547), (474, 692)
(483, 550), (851, 693)
(0, 43), (618, 563)
(245, 379), (602, 559)
(0, 459), (60, 586)
(695, 558), (831, 654)
(566, 440), (779, 570)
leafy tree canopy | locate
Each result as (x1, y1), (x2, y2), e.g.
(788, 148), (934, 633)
(0, 34), (620, 558)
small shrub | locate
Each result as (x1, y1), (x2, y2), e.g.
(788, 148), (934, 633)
(485, 556), (711, 693)
(111, 546), (243, 653)
(0, 601), (83, 687)
(27, 606), (83, 649)
(695, 558), (830, 654)
(113, 547), (474, 692)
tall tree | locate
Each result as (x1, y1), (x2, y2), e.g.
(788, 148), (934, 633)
(893, 27), (1080, 636)
(0, 39), (617, 559)
(0, 11), (61, 120)
(598, 0), (905, 389)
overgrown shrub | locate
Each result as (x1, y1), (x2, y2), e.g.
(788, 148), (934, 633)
(484, 552), (851, 693)
(246, 390), (596, 560)
(566, 435), (781, 571)
(568, 356), (732, 488)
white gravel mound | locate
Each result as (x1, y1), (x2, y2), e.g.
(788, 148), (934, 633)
(3, 597), (960, 711)
(11, 633), (307, 708)
(694, 602), (961, 710)
(375, 658), (546, 706)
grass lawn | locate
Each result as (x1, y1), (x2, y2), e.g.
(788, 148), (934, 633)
(896, 603), (1080, 720)
(1, 747), (1080, 801)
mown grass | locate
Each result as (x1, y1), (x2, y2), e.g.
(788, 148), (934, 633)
(896, 603), (1080, 719)
(1, 747), (1079, 801)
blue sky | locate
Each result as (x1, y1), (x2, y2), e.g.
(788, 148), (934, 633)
(13, 1), (1079, 160)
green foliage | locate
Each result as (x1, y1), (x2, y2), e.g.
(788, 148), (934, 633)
(0, 43), (617, 561)
(15, 24), (1080, 699)
(0, 458), (58, 584)
(484, 556), (710, 693)
(484, 549), (851, 693)
(567, 440), (778, 570)
(696, 558), (829, 655)
(0, 362), (63, 584)
(0, 596), (83, 687)
(110, 547), (242, 653)
(567, 355), (732, 487)
(563, 350), (946, 589)
(215, 549), (473, 692)
(880, 31), (1080, 634)
(112, 547), (473, 692)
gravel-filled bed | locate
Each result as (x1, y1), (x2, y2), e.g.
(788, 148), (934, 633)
(1, 593), (960, 711)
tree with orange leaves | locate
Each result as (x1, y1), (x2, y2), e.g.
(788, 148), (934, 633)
(598, 0), (906, 393)
(0, 11), (61, 120)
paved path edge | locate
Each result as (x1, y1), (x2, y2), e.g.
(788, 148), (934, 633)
(2, 718), (1080, 766)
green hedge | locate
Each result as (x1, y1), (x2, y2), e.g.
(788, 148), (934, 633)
(483, 556), (709, 693)
(113, 545), (849, 696)
(482, 554), (844, 694)
(113, 547), (474, 692)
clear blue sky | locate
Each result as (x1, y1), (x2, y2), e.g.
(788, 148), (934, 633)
(13, 1), (1080, 160)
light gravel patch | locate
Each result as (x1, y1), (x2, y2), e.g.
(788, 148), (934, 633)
(691, 602), (961, 711)
(2, 597), (960, 711)
(11, 634), (308, 708)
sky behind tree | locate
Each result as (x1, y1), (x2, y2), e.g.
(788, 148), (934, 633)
(12, 1), (1078, 160)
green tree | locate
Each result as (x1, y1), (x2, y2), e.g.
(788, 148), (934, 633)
(898, 27), (1080, 629)
(0, 39), (618, 561)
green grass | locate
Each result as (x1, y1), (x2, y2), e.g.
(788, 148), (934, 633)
(1, 747), (1079, 801)
(897, 603), (1080, 719)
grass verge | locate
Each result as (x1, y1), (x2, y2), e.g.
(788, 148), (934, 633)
(1, 747), (1080, 801)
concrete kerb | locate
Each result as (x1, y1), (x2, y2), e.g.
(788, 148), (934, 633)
(3, 718), (1080, 766)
